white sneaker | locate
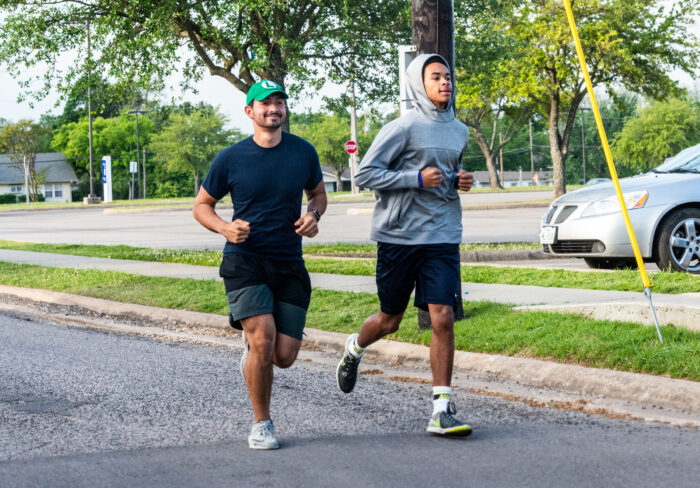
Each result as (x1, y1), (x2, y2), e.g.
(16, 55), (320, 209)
(240, 331), (248, 380)
(248, 420), (279, 450)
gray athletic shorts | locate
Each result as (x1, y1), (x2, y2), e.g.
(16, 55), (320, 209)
(220, 253), (311, 341)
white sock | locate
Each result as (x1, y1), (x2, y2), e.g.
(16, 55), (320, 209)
(348, 336), (364, 359)
(432, 386), (451, 415)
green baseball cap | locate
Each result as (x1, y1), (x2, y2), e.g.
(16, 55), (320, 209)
(246, 80), (288, 105)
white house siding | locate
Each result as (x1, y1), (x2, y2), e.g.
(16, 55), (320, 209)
(42, 182), (72, 203)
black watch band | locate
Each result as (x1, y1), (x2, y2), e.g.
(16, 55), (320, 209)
(310, 208), (321, 221)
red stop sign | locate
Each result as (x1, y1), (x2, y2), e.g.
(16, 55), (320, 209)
(344, 140), (358, 154)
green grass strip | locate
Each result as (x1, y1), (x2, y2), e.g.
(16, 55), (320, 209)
(0, 261), (697, 381)
(303, 259), (700, 295)
(304, 241), (541, 254)
(1, 240), (698, 294)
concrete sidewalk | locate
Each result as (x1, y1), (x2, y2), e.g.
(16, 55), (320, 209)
(1, 249), (698, 330)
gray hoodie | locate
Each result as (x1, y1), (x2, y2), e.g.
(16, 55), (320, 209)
(355, 53), (469, 245)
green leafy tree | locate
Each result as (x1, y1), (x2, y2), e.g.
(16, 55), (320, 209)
(55, 76), (146, 127)
(51, 114), (156, 199)
(612, 98), (700, 172)
(499, 0), (698, 197)
(291, 111), (378, 191)
(0, 120), (47, 201)
(150, 108), (241, 196)
(455, 1), (534, 189)
(0, 1), (409, 132)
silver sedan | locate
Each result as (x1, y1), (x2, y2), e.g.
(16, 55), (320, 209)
(540, 143), (700, 273)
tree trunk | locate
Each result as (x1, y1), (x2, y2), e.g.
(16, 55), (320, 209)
(471, 128), (502, 189)
(334, 170), (341, 193)
(194, 170), (201, 196)
(548, 96), (567, 198)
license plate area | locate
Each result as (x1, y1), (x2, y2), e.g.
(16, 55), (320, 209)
(540, 225), (558, 245)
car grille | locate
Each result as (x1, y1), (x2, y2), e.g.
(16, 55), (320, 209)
(544, 205), (578, 224)
(549, 240), (598, 253)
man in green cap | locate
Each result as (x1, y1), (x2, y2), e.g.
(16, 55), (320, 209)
(194, 79), (327, 450)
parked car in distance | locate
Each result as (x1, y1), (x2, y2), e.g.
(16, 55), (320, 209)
(540, 143), (700, 273)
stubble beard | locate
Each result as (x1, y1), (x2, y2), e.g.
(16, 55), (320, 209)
(258, 113), (285, 129)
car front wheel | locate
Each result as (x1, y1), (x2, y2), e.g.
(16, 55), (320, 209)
(655, 208), (700, 274)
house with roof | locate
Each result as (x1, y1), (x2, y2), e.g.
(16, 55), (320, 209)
(321, 164), (352, 192)
(471, 169), (552, 188)
(0, 153), (78, 203)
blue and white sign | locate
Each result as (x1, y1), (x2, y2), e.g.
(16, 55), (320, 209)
(101, 156), (113, 203)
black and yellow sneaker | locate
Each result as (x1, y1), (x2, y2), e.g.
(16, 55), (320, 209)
(336, 333), (362, 393)
(426, 403), (473, 437)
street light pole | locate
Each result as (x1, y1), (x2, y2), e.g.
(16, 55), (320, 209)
(86, 19), (98, 203)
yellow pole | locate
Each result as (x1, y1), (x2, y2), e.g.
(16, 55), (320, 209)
(562, 0), (663, 341)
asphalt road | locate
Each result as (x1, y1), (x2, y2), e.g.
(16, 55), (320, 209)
(1, 310), (698, 488)
(0, 193), (548, 248)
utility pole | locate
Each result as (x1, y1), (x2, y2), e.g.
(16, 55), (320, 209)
(499, 132), (504, 186)
(412, 0), (462, 328)
(84, 19), (100, 204)
(143, 147), (147, 199)
(529, 119), (534, 173)
(24, 155), (29, 206)
(412, 0), (455, 82)
(580, 107), (590, 183)
(349, 79), (359, 194)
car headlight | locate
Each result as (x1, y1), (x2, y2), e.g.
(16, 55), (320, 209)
(581, 191), (649, 217)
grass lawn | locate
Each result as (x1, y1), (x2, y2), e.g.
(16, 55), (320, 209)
(0, 261), (696, 381)
(1, 240), (698, 294)
(303, 259), (700, 295)
(304, 242), (542, 254)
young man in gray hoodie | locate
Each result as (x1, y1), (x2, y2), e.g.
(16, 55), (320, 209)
(336, 53), (474, 436)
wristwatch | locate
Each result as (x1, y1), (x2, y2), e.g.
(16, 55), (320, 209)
(310, 208), (321, 222)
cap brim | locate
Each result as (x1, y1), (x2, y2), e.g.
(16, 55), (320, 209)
(253, 89), (289, 102)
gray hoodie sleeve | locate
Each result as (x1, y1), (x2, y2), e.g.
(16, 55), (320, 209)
(355, 123), (420, 190)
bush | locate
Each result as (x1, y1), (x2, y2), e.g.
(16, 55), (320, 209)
(153, 180), (180, 198)
(0, 194), (19, 204)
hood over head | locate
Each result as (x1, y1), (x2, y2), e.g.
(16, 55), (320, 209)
(405, 53), (455, 123)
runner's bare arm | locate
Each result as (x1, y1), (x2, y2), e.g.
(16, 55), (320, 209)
(193, 186), (251, 243)
(295, 180), (327, 237)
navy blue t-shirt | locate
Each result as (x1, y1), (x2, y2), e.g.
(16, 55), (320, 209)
(202, 132), (323, 261)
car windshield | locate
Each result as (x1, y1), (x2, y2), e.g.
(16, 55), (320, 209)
(653, 144), (700, 173)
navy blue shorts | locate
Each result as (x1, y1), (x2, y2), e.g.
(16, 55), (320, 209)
(376, 242), (461, 315)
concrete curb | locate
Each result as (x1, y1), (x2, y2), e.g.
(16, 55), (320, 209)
(461, 201), (550, 210)
(103, 206), (195, 215)
(517, 302), (700, 332)
(346, 201), (550, 216)
(2, 284), (698, 414)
